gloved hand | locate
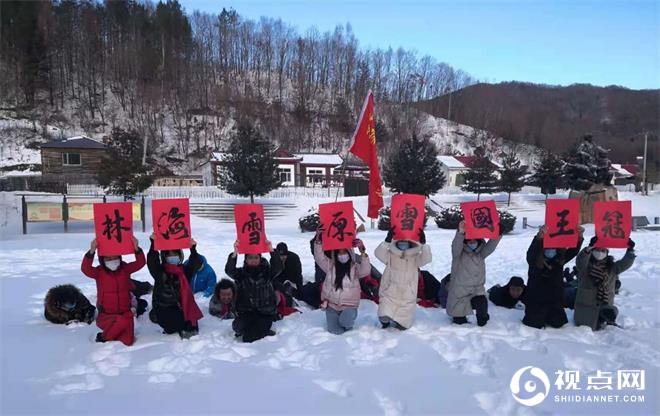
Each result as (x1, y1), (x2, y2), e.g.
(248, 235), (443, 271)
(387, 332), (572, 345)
(628, 238), (635, 249)
(589, 236), (598, 247)
(385, 226), (395, 243)
(418, 228), (426, 245)
(352, 238), (366, 253)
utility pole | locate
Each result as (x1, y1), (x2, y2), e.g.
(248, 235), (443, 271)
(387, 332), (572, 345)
(642, 131), (648, 196)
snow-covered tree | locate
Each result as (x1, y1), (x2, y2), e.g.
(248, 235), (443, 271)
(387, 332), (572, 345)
(217, 121), (281, 202)
(98, 128), (154, 196)
(460, 146), (499, 200)
(563, 134), (613, 191)
(382, 134), (446, 196)
(498, 152), (529, 206)
(529, 150), (564, 197)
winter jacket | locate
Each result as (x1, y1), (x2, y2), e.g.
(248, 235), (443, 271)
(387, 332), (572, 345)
(417, 271), (441, 308)
(524, 236), (582, 307)
(224, 252), (283, 316)
(148, 240), (202, 311)
(185, 255), (217, 297)
(315, 241), (371, 311)
(375, 240), (432, 328)
(574, 247), (635, 330)
(81, 249), (146, 315)
(488, 282), (526, 309)
(272, 251), (303, 299)
(446, 230), (500, 317)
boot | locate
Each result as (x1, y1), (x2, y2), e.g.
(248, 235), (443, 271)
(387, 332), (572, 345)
(453, 317), (468, 325)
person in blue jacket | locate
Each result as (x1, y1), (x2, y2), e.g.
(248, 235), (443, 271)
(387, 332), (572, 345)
(184, 254), (217, 297)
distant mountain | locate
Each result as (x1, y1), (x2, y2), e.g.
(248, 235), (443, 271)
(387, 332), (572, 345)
(416, 82), (659, 163)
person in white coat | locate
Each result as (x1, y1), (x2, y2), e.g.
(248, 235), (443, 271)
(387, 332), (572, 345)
(375, 226), (432, 330)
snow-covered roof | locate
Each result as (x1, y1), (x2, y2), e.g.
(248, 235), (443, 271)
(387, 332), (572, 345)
(611, 164), (634, 178)
(41, 136), (105, 149)
(295, 153), (343, 166)
(211, 152), (226, 161)
(437, 155), (467, 169)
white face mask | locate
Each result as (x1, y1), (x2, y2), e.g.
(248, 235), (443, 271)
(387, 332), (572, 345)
(395, 241), (411, 251)
(337, 254), (350, 264)
(105, 259), (120, 271)
(592, 251), (607, 261)
(165, 256), (181, 265)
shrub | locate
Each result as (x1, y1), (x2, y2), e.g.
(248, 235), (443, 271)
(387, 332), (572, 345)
(434, 205), (517, 234)
(298, 208), (321, 232)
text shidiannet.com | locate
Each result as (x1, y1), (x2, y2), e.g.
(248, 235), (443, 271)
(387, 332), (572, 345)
(555, 395), (645, 403)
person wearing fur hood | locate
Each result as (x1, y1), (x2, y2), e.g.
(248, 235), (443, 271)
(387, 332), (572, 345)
(375, 226), (432, 330)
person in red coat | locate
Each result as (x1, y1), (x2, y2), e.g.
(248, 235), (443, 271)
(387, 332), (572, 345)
(81, 237), (146, 346)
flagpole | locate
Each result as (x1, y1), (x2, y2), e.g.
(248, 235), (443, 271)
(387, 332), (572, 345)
(339, 90), (373, 203)
(335, 151), (349, 202)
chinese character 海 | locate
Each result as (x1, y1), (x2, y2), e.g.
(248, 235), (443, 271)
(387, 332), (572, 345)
(242, 212), (263, 245)
(102, 209), (130, 243)
(396, 203), (418, 231)
(549, 209), (575, 238)
(157, 207), (189, 240)
(471, 206), (494, 232)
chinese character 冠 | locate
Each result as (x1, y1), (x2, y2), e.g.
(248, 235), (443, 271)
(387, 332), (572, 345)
(555, 370), (581, 390)
(602, 210), (626, 239)
(102, 209), (130, 243)
(396, 203), (418, 231)
(471, 206), (494, 232)
(157, 207), (189, 240)
(549, 209), (575, 238)
(587, 371), (613, 390)
(618, 370), (645, 390)
(327, 211), (353, 242)
(242, 212), (263, 245)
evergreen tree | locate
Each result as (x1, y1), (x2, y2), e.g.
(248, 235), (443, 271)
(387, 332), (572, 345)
(98, 128), (154, 197)
(529, 150), (564, 198)
(218, 121), (281, 202)
(382, 134), (446, 196)
(498, 152), (529, 206)
(460, 146), (499, 200)
(563, 134), (613, 191)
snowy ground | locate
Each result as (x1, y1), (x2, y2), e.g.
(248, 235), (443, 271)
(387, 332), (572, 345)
(0, 191), (659, 415)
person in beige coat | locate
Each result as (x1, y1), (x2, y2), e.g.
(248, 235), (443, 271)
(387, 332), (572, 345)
(375, 227), (432, 330)
(314, 231), (371, 335)
(447, 221), (500, 326)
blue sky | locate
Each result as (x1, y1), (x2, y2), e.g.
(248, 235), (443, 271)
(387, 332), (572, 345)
(178, 0), (659, 90)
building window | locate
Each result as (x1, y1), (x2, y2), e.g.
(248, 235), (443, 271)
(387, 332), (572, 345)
(277, 168), (292, 185)
(307, 168), (325, 186)
(62, 153), (81, 166)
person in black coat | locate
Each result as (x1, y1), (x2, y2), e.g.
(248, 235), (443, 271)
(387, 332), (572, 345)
(488, 276), (526, 309)
(225, 239), (283, 343)
(148, 234), (203, 338)
(44, 284), (96, 325)
(522, 225), (584, 329)
(274, 242), (303, 302)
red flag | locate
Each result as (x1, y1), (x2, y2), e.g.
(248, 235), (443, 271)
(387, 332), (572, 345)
(391, 194), (425, 241)
(234, 204), (269, 254)
(594, 201), (632, 248)
(349, 91), (384, 218)
(152, 198), (192, 251)
(94, 202), (134, 256)
(319, 201), (356, 251)
(544, 199), (581, 248)
(461, 200), (500, 240)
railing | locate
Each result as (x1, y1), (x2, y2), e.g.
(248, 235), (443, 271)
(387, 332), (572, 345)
(145, 186), (344, 200)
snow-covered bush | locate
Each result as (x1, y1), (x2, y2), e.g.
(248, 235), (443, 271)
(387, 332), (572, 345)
(298, 208), (321, 232)
(377, 205), (435, 231)
(434, 205), (517, 234)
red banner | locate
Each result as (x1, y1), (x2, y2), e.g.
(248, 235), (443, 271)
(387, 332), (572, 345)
(544, 199), (581, 248)
(234, 204), (269, 254)
(349, 91), (384, 218)
(461, 200), (500, 240)
(391, 194), (425, 241)
(594, 201), (632, 248)
(319, 201), (356, 251)
(93, 202), (134, 256)
(152, 198), (192, 251)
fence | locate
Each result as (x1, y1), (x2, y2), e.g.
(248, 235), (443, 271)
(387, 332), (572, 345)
(145, 186), (345, 200)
